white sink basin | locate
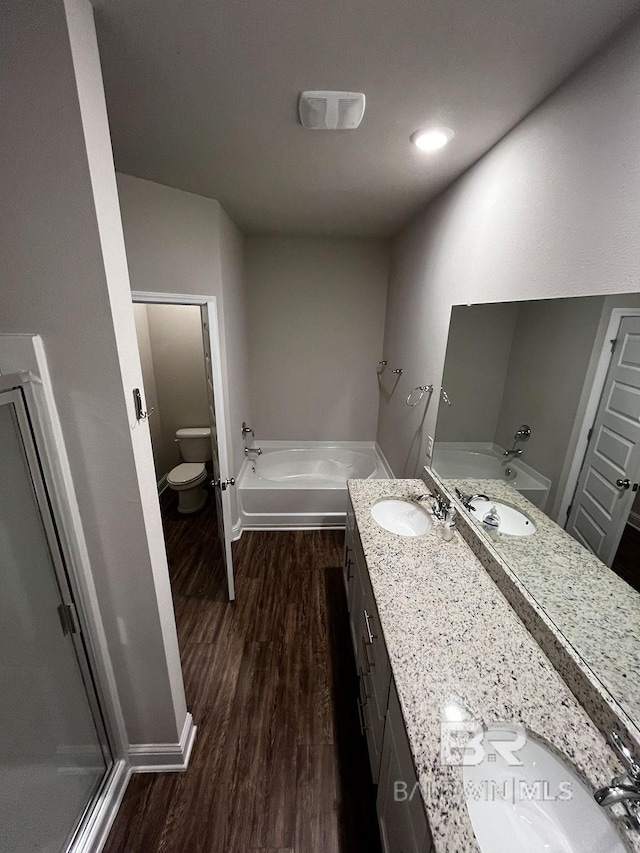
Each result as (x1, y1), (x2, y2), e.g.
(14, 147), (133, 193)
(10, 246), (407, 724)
(463, 725), (626, 853)
(468, 498), (536, 536)
(371, 498), (433, 537)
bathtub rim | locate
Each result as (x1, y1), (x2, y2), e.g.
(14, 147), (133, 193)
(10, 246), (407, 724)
(237, 440), (394, 531)
(431, 441), (551, 495)
(238, 440), (394, 490)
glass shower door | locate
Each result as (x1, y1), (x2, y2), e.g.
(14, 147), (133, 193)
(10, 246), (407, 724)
(0, 388), (111, 852)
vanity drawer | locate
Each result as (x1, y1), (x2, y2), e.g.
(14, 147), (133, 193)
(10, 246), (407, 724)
(377, 682), (432, 853)
(358, 635), (386, 782)
(358, 676), (383, 779)
(359, 580), (391, 715)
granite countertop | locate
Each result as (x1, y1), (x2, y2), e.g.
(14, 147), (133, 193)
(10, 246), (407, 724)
(442, 476), (640, 725)
(348, 477), (638, 853)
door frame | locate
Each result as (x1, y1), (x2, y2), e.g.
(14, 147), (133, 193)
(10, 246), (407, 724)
(558, 307), (640, 527)
(131, 291), (235, 599)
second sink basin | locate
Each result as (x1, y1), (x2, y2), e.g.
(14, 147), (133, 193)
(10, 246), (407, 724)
(463, 724), (626, 853)
(468, 498), (536, 536)
(371, 498), (433, 537)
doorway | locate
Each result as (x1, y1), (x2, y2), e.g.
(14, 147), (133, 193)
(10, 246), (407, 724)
(566, 313), (640, 589)
(131, 292), (236, 602)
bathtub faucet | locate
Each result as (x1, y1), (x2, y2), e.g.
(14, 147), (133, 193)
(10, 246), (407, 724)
(245, 446), (262, 458)
(503, 423), (531, 461)
(503, 447), (523, 460)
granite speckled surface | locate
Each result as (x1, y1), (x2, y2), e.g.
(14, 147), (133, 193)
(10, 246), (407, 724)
(442, 476), (640, 726)
(348, 478), (638, 853)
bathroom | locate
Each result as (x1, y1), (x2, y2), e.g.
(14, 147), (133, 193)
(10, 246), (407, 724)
(133, 303), (212, 508)
(3, 2), (640, 853)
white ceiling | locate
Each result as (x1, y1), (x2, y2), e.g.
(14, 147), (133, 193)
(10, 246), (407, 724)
(93, 0), (640, 237)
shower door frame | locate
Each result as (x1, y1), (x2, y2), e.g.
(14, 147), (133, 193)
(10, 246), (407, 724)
(0, 336), (130, 853)
(0, 383), (113, 753)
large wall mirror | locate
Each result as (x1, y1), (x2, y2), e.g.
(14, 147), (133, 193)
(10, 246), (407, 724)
(431, 292), (640, 728)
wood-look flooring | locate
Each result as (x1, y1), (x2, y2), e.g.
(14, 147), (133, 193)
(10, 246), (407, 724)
(103, 490), (381, 853)
(612, 522), (640, 593)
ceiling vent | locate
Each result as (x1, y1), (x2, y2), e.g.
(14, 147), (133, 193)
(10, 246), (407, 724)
(298, 91), (366, 130)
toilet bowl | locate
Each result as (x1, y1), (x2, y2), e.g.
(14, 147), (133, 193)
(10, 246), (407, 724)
(168, 427), (212, 514)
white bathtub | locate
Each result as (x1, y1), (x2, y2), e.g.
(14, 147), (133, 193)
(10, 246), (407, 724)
(432, 442), (551, 510)
(238, 441), (391, 529)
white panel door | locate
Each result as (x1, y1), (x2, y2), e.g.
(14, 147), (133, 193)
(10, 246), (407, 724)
(201, 304), (236, 601)
(566, 316), (640, 566)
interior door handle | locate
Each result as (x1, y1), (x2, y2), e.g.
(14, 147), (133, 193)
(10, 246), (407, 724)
(616, 478), (631, 489)
(211, 478), (235, 490)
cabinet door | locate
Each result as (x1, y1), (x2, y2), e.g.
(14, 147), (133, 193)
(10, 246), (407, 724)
(344, 532), (357, 614)
(377, 684), (432, 853)
(356, 583), (383, 780)
(352, 557), (388, 781)
(360, 579), (391, 715)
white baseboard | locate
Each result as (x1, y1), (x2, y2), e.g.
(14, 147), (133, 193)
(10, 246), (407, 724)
(128, 712), (197, 773)
(157, 473), (169, 495)
(629, 510), (640, 533)
(72, 759), (131, 853)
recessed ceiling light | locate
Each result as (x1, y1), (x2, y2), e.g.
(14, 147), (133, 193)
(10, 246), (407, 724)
(411, 127), (455, 152)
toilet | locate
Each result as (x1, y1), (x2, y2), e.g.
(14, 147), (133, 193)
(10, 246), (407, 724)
(167, 427), (212, 514)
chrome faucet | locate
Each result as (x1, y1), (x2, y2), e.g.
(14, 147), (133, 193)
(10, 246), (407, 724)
(503, 424), (531, 460)
(503, 447), (523, 461)
(594, 784), (640, 807)
(454, 488), (490, 511)
(594, 730), (640, 831)
(416, 491), (451, 521)
(242, 422), (261, 458)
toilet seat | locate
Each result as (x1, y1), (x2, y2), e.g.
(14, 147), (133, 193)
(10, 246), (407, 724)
(167, 462), (207, 488)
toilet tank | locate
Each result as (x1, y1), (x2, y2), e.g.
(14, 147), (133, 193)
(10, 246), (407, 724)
(175, 427), (212, 462)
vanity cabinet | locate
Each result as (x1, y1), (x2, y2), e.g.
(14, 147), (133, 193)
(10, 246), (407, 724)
(345, 501), (390, 782)
(344, 497), (432, 852)
(377, 683), (433, 853)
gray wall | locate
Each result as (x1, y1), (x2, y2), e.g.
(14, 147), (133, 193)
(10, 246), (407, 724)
(377, 17), (640, 478)
(133, 304), (209, 481)
(146, 304), (209, 474)
(245, 236), (389, 441)
(2, 0), (187, 748)
(117, 174), (250, 529)
(133, 304), (171, 479)
(437, 303), (518, 443)
(495, 297), (604, 510)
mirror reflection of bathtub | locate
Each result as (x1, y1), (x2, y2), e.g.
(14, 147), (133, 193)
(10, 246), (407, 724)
(432, 442), (550, 510)
(238, 441), (392, 529)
